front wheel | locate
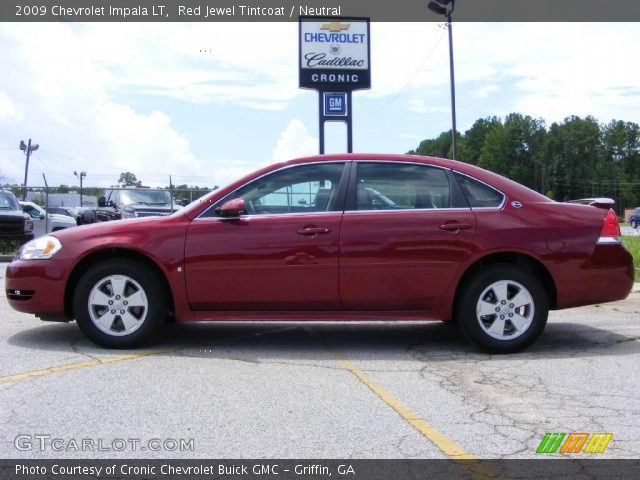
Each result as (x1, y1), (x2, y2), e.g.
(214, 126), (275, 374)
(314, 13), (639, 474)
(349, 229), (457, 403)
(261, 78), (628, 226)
(456, 265), (548, 353)
(73, 259), (168, 348)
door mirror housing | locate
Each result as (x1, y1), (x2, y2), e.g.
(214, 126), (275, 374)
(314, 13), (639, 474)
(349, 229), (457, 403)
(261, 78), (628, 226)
(97, 196), (106, 207)
(216, 198), (246, 218)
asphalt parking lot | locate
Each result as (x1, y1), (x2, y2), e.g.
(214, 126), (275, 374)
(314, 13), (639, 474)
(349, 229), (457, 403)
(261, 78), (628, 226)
(1, 262), (639, 460)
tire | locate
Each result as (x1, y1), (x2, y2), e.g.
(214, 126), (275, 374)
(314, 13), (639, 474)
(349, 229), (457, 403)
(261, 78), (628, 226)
(73, 259), (168, 348)
(632, 220), (637, 229)
(455, 265), (548, 353)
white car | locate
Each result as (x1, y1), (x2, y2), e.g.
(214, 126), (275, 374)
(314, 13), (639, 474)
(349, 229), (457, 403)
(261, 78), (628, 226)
(19, 201), (77, 238)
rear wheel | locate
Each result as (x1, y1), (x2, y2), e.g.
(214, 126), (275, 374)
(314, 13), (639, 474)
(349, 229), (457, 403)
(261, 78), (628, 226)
(73, 259), (167, 348)
(632, 219), (637, 229)
(456, 265), (548, 353)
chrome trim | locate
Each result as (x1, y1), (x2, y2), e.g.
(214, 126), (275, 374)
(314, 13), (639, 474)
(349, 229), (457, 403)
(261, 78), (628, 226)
(343, 207), (472, 215)
(193, 211), (343, 222)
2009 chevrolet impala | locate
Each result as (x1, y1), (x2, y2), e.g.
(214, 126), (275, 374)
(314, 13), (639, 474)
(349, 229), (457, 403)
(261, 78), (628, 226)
(5, 154), (634, 352)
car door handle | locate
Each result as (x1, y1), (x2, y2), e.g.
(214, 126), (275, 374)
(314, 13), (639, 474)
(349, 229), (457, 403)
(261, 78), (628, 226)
(439, 222), (473, 231)
(297, 226), (332, 236)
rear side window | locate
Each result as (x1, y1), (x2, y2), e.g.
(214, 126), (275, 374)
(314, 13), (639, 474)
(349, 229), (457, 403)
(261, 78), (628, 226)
(454, 173), (504, 209)
(352, 162), (450, 211)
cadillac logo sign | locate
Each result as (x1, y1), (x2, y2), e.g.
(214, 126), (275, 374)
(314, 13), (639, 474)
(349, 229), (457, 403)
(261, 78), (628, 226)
(299, 17), (371, 91)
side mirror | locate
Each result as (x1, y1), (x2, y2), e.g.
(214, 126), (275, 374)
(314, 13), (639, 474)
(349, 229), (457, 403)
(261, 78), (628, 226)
(97, 196), (106, 207)
(216, 198), (246, 218)
(39, 213), (45, 220)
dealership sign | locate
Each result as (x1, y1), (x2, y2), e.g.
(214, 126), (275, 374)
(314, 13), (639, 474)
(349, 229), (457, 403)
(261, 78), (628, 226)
(299, 17), (371, 90)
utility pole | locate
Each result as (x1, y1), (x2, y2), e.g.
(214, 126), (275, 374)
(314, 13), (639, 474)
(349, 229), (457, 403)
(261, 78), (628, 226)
(74, 171), (87, 206)
(428, 0), (457, 160)
(19, 138), (39, 200)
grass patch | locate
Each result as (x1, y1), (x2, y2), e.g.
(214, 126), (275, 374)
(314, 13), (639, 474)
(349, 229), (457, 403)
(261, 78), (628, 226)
(622, 235), (640, 281)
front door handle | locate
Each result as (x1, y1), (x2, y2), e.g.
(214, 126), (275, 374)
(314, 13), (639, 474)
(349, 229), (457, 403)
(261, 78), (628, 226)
(439, 222), (473, 231)
(297, 226), (332, 236)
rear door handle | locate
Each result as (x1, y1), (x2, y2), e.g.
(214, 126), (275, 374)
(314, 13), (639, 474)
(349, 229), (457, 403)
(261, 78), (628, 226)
(297, 226), (332, 236)
(439, 222), (473, 231)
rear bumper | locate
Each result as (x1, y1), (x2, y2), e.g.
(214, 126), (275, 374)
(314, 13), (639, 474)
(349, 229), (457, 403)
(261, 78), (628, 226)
(5, 259), (68, 317)
(554, 243), (634, 309)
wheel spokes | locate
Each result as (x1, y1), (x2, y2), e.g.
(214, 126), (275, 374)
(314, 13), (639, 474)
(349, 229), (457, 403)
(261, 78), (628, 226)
(87, 274), (148, 337)
(476, 279), (535, 341)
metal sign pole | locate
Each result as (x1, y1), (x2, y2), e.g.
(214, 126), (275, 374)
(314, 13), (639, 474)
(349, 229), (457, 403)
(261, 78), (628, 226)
(318, 92), (325, 154)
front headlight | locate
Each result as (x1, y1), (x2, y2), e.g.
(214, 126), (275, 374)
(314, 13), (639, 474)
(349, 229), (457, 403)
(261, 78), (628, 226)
(19, 236), (62, 260)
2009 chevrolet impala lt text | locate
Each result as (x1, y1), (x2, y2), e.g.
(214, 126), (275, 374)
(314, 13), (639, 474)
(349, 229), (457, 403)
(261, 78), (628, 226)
(5, 154), (634, 352)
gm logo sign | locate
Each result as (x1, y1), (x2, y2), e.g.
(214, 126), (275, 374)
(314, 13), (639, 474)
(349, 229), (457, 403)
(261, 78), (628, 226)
(324, 92), (348, 117)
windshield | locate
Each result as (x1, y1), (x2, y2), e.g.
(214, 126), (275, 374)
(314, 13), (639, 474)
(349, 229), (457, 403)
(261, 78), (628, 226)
(120, 189), (171, 206)
(0, 192), (19, 210)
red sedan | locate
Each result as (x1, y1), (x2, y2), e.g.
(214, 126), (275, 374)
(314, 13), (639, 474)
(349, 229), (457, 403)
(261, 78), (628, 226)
(5, 154), (634, 352)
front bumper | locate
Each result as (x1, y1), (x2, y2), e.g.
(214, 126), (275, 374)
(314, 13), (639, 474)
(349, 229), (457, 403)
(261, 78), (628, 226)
(5, 259), (68, 317)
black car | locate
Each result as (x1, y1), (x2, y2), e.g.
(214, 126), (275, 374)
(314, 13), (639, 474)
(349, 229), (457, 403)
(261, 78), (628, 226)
(0, 190), (34, 244)
(46, 206), (106, 225)
(98, 186), (178, 219)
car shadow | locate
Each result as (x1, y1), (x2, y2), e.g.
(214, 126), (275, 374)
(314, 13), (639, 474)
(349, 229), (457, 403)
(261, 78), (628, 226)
(6, 319), (640, 363)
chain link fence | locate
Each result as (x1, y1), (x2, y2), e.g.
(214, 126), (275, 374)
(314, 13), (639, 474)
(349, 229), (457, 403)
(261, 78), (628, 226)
(1, 184), (214, 230)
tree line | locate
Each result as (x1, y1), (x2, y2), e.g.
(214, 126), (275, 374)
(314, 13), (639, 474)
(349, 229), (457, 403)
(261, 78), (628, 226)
(408, 114), (640, 211)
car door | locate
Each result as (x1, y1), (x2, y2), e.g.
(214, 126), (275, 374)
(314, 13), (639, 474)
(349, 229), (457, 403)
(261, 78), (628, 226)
(339, 161), (477, 311)
(184, 161), (349, 311)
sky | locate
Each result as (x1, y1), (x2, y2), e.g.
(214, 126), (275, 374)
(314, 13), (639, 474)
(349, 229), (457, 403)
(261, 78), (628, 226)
(0, 22), (638, 189)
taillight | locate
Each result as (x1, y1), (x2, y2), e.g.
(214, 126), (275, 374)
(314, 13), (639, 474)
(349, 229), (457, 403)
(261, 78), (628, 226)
(597, 209), (621, 244)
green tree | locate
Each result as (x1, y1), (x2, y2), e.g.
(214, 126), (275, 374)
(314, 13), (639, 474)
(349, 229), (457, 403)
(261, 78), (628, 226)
(458, 116), (500, 165)
(118, 172), (142, 186)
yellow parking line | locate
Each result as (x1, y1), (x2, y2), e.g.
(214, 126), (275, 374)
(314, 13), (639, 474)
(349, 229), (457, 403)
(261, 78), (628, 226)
(0, 348), (181, 384)
(328, 347), (475, 458)
(324, 346), (501, 479)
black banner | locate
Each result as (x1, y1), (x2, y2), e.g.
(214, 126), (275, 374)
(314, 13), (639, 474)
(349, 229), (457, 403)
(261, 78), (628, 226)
(2, 459), (640, 480)
(2, 0), (640, 22)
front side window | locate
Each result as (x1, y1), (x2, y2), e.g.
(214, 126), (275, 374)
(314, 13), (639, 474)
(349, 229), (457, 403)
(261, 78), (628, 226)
(353, 162), (450, 211)
(205, 162), (346, 217)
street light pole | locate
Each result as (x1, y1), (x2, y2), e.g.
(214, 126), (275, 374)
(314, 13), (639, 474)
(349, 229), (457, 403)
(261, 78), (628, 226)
(74, 170), (87, 207)
(446, 12), (457, 160)
(19, 138), (39, 200)
(428, 0), (457, 160)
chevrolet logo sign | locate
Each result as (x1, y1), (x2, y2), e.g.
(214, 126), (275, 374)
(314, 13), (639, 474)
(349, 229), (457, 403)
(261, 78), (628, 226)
(320, 22), (350, 32)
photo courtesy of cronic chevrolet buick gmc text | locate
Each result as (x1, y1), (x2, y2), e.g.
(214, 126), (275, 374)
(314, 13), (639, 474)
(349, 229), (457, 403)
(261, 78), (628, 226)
(5, 155), (634, 353)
